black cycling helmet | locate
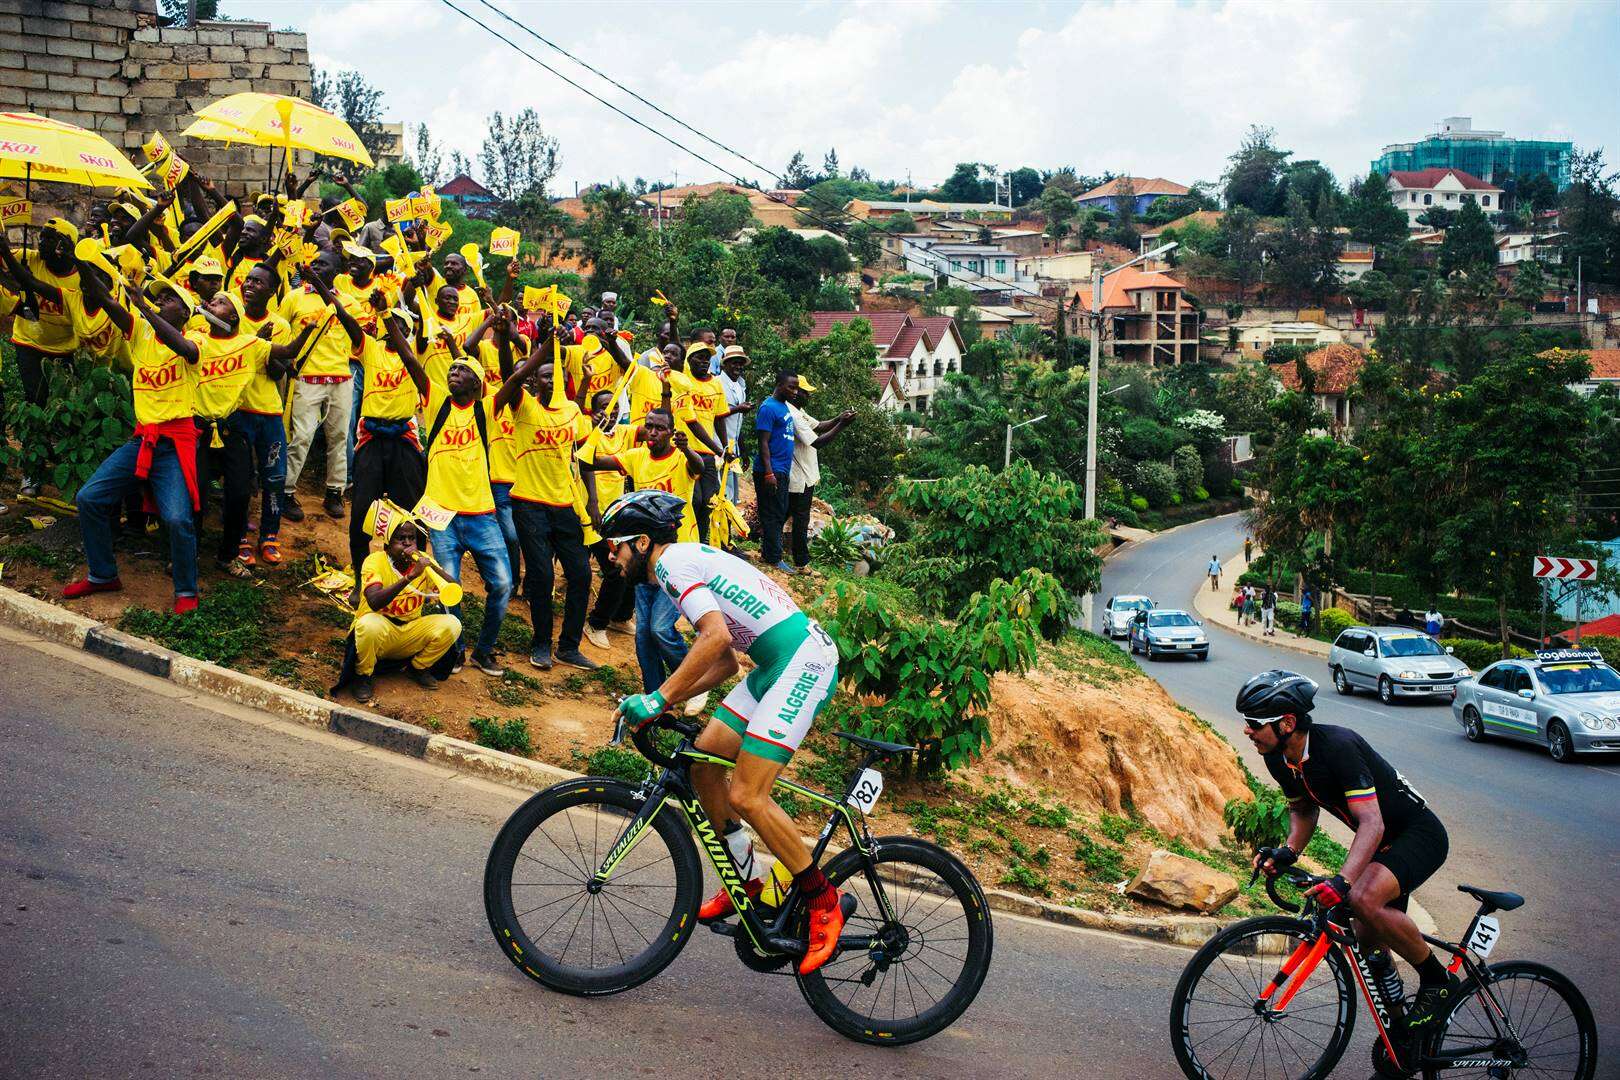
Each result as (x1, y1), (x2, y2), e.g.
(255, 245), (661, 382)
(600, 489), (685, 545)
(1236, 669), (1318, 722)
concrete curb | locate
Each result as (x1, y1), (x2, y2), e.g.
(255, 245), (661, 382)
(1193, 551), (1332, 661)
(1, 581), (1254, 949)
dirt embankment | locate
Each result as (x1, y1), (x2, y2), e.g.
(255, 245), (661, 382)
(982, 667), (1249, 848)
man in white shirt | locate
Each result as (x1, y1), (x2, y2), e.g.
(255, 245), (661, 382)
(717, 350), (752, 501)
(786, 378), (855, 570)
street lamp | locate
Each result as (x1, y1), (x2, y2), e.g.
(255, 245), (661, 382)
(1081, 241), (1177, 631)
(1004, 413), (1048, 470)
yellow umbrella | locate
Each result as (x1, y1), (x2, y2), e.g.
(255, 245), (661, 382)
(0, 112), (151, 189)
(182, 93), (375, 168)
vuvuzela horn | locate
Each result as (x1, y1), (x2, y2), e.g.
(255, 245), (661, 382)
(459, 242), (487, 290)
(411, 554), (463, 607)
(362, 498), (462, 606)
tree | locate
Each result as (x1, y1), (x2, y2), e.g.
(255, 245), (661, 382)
(881, 210), (917, 235)
(1266, 193), (1327, 308)
(1439, 199), (1496, 276)
(478, 108), (560, 203)
(1006, 167), (1044, 206)
(784, 151), (816, 189)
(309, 68), (390, 169)
(1223, 125), (1291, 215)
(1218, 206), (1264, 299)
(1107, 176), (1140, 249)
(1560, 149), (1620, 286)
(1279, 160), (1339, 218)
(748, 226), (823, 304)
(411, 124), (443, 185)
(447, 149), (472, 179)
(682, 191), (755, 239)
(937, 163), (993, 203)
(1416, 207), (1455, 230)
(1511, 260), (1548, 309)
(158, 0), (218, 22)
(1345, 171), (1409, 251)
(846, 221), (881, 267)
(1346, 269), (1396, 309)
(1517, 172), (1559, 217)
(822, 148), (840, 179)
(1036, 185), (1077, 240)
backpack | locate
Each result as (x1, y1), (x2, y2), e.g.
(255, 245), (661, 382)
(424, 394), (489, 472)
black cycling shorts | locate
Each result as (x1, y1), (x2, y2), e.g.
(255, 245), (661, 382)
(1372, 808), (1448, 901)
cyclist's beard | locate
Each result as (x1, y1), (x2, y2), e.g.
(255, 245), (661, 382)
(627, 543), (653, 585)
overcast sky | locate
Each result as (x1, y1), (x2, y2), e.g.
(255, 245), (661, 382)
(223, 0), (1618, 194)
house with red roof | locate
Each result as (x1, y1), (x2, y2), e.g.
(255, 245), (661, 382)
(806, 310), (965, 414)
(1270, 343), (1366, 431)
(1384, 168), (1503, 228)
(1065, 266), (1201, 366)
(439, 173), (498, 216)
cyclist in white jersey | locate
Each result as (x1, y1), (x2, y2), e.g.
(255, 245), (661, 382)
(604, 490), (846, 974)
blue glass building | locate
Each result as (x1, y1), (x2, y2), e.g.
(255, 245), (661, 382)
(1372, 117), (1573, 189)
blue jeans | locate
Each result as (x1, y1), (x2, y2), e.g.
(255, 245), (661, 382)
(491, 482), (522, 590)
(345, 359), (363, 478)
(429, 512), (513, 657)
(230, 411), (287, 538)
(75, 438), (198, 597)
(634, 582), (688, 693)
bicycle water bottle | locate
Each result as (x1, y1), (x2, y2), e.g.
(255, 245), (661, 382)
(758, 859), (794, 909)
(1368, 950), (1406, 1020)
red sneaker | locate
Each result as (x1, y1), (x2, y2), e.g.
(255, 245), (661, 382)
(63, 577), (122, 599)
(798, 889), (846, 975)
(697, 878), (763, 923)
(172, 595), (199, 615)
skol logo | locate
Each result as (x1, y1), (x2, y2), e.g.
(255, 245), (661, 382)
(437, 425), (478, 449)
(198, 354), (246, 379)
(135, 363), (182, 389)
(78, 152), (116, 169)
(331, 136), (357, 152)
(373, 367), (408, 391)
(0, 140), (40, 155)
(529, 424), (574, 449)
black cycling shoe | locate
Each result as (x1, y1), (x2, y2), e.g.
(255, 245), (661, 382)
(1405, 976), (1459, 1032)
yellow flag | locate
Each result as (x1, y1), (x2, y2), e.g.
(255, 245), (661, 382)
(488, 226), (520, 256)
(157, 151), (188, 191)
(522, 284), (549, 312)
(334, 196), (366, 230)
(648, 289), (669, 307)
(385, 197), (411, 223)
(0, 197), (30, 225)
(141, 132), (173, 164)
(422, 219), (453, 251)
(407, 193), (430, 220)
(421, 186), (442, 221)
(281, 198), (307, 228)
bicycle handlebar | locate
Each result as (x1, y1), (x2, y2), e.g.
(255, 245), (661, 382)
(1251, 847), (1329, 914)
(614, 707), (701, 770)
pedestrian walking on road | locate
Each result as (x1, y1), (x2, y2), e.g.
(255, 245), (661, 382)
(1208, 555), (1221, 593)
(1244, 536), (1253, 564)
(1424, 605), (1444, 637)
(1300, 590), (1314, 635)
(1242, 587), (1257, 626)
(1261, 588), (1276, 635)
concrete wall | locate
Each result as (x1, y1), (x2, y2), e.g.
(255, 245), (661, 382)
(0, 0), (313, 203)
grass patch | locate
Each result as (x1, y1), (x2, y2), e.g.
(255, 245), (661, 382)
(118, 581), (277, 666)
(468, 715), (532, 756)
(489, 668), (543, 707)
(421, 716), (444, 732)
(1097, 812), (1134, 844)
(1, 540), (78, 579)
(1001, 858), (1051, 896)
(1304, 831), (1348, 870)
(1074, 834), (1126, 879)
(561, 663), (637, 697)
(573, 744), (652, 782)
(458, 595), (533, 654)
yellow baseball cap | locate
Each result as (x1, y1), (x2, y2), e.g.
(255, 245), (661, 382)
(190, 255), (224, 278)
(43, 217), (79, 244)
(796, 375), (817, 392)
(685, 341), (715, 362)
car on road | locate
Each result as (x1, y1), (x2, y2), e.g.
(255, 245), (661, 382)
(1102, 594), (1153, 639)
(1453, 648), (1620, 763)
(1328, 626), (1472, 704)
(1128, 608), (1209, 660)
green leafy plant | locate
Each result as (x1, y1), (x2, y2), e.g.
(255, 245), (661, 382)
(0, 357), (134, 497)
(573, 744), (651, 781)
(468, 716), (533, 756)
(1224, 786), (1289, 850)
(1129, 495), (1150, 513)
(809, 518), (863, 568)
(1317, 607), (1356, 639)
(1135, 461), (1178, 508)
(1001, 858), (1051, 896)
(1074, 834), (1125, 879)
(118, 582), (276, 666)
(1439, 637), (1531, 669)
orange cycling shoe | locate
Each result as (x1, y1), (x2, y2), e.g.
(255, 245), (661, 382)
(798, 888), (846, 975)
(237, 540), (257, 568)
(698, 878), (763, 923)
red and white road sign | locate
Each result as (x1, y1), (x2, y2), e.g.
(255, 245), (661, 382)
(1533, 556), (1597, 580)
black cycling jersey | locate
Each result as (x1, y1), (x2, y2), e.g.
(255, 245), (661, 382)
(1263, 723), (1431, 834)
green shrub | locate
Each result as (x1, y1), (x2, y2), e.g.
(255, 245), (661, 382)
(1099, 498), (1141, 528)
(1074, 834), (1126, 879)
(809, 517), (862, 568)
(1263, 343), (1311, 365)
(886, 461), (1103, 613)
(1318, 607), (1356, 639)
(1170, 492), (1183, 506)
(468, 716), (532, 756)
(573, 744), (651, 781)
(1, 357), (134, 498)
(1129, 494), (1150, 513)
(118, 582), (276, 666)
(1171, 444), (1204, 497)
(1224, 787), (1289, 850)
(1192, 485), (1210, 502)
(1136, 461), (1178, 508)
(1440, 637), (1531, 669)
(1583, 634), (1620, 668)
(1276, 600), (1302, 625)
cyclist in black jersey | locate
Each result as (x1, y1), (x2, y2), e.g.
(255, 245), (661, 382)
(1239, 670), (1458, 1031)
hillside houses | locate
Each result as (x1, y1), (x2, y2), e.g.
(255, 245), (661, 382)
(807, 311), (966, 414)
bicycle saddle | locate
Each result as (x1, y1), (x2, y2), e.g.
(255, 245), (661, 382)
(1458, 885), (1525, 912)
(835, 731), (916, 755)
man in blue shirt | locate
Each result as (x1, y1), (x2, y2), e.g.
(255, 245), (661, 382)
(754, 370), (799, 572)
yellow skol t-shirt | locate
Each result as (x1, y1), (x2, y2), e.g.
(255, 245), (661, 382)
(355, 550), (428, 623)
(616, 445), (699, 542)
(489, 385), (518, 486)
(510, 390), (588, 507)
(278, 285), (359, 379)
(681, 372), (727, 456)
(577, 421), (636, 544)
(356, 335), (419, 422)
(10, 251), (82, 356)
(65, 284), (127, 365)
(234, 307), (291, 415)
(188, 328), (273, 420)
(423, 381), (496, 515)
(419, 305), (483, 388)
(663, 369), (709, 452)
(127, 319), (195, 425)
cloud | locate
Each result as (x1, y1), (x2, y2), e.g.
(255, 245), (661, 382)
(234, 0), (1615, 192)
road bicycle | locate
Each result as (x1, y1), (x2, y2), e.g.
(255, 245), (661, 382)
(483, 712), (994, 1045)
(1169, 850), (1596, 1078)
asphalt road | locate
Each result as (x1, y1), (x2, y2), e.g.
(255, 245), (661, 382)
(1100, 513), (1620, 1072)
(0, 626), (1200, 1080)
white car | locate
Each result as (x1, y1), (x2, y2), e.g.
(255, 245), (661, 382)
(1103, 595), (1153, 639)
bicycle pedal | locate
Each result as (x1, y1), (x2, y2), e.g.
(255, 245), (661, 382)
(707, 920), (738, 938)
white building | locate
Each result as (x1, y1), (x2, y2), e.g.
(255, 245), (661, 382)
(1497, 232), (1566, 266)
(806, 311), (966, 414)
(1231, 320), (1344, 359)
(899, 236), (1040, 300)
(1385, 168), (1503, 228)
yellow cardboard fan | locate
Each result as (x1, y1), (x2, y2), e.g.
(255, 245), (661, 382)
(458, 242), (487, 290)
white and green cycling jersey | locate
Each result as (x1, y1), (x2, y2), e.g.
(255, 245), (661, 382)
(654, 543), (838, 763)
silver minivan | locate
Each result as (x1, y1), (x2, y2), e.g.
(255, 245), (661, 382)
(1329, 626), (1472, 704)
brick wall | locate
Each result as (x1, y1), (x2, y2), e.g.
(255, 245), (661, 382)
(0, 0), (314, 203)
